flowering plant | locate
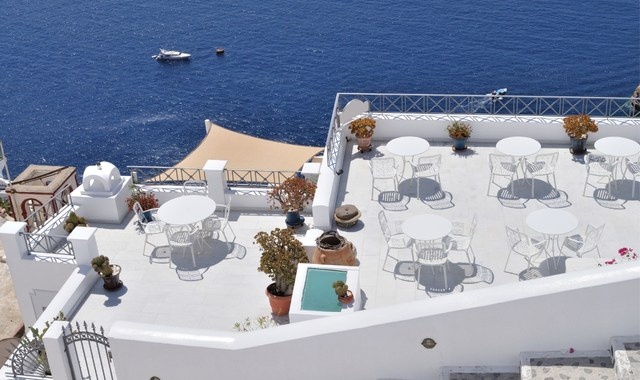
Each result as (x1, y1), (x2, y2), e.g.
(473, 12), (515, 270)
(347, 117), (376, 138)
(604, 247), (637, 265)
(446, 121), (473, 139)
(562, 114), (598, 139)
(126, 186), (159, 211)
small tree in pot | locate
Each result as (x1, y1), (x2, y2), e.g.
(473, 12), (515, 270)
(255, 228), (309, 316)
(562, 114), (598, 154)
(267, 177), (316, 228)
(91, 255), (122, 291)
(347, 116), (376, 152)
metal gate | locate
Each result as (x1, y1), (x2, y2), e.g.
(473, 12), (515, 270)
(63, 322), (116, 380)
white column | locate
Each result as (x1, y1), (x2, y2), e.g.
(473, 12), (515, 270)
(43, 320), (75, 380)
(0, 221), (28, 263)
(203, 160), (228, 206)
(67, 226), (99, 267)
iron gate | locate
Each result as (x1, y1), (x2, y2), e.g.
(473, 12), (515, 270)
(63, 322), (116, 380)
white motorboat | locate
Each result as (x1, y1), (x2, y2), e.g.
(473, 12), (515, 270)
(152, 49), (191, 61)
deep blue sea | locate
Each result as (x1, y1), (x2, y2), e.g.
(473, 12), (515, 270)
(1, 0), (638, 176)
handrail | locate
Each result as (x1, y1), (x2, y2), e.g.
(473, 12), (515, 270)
(21, 232), (75, 257)
(127, 166), (205, 185)
(23, 184), (74, 233)
(225, 169), (298, 188)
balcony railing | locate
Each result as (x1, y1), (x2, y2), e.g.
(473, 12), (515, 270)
(127, 166), (205, 185)
(225, 170), (297, 188)
(23, 185), (74, 233)
(22, 232), (75, 257)
(325, 93), (640, 171)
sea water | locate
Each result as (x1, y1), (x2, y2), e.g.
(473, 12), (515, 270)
(0, 0), (638, 175)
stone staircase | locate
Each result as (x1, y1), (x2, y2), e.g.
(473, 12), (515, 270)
(441, 335), (639, 380)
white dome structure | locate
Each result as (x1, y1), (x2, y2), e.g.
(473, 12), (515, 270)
(81, 161), (123, 196)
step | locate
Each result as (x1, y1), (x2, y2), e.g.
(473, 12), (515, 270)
(611, 335), (640, 379)
(441, 366), (520, 380)
(520, 350), (615, 379)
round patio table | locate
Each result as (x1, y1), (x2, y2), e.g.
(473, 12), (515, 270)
(386, 136), (430, 178)
(496, 136), (541, 157)
(594, 137), (640, 157)
(526, 209), (578, 257)
(401, 214), (452, 242)
(157, 195), (217, 226)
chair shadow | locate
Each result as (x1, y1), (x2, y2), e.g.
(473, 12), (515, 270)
(378, 191), (410, 211)
(416, 262), (466, 295)
(420, 190), (455, 210)
(537, 188), (572, 208)
(496, 188), (528, 208)
(591, 188), (626, 209)
(170, 239), (243, 281)
(606, 179), (639, 202)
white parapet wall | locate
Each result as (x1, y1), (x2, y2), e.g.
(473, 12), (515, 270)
(108, 264), (640, 379)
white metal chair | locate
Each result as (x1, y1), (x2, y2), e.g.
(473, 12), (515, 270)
(411, 155), (442, 198)
(414, 240), (453, 290)
(504, 227), (546, 275)
(183, 180), (208, 195)
(488, 154), (518, 195)
(623, 157), (640, 197)
(443, 214), (478, 263)
(209, 198), (236, 243)
(583, 154), (617, 196)
(525, 152), (558, 198)
(166, 224), (200, 267)
(559, 224), (605, 258)
(377, 210), (413, 272)
(370, 157), (398, 200)
(133, 201), (165, 256)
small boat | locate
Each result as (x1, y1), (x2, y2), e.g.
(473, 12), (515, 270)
(152, 49), (191, 61)
(216, 47), (225, 55)
(487, 88), (508, 100)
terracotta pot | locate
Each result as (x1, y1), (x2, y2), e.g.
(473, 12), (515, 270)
(356, 136), (372, 152)
(338, 290), (354, 305)
(265, 284), (292, 316)
(312, 231), (357, 266)
(102, 265), (122, 291)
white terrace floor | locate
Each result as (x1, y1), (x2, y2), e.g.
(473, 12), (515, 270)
(71, 140), (640, 332)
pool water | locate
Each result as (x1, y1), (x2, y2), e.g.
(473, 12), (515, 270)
(301, 269), (347, 312)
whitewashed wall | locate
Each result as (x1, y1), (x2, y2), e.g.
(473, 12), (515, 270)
(108, 265), (640, 380)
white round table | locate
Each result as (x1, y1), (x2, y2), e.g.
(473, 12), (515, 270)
(496, 136), (541, 157)
(401, 214), (452, 241)
(387, 136), (431, 157)
(157, 195), (217, 226)
(526, 209), (578, 258)
(594, 137), (640, 157)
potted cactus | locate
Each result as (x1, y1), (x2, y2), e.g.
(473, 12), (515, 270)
(255, 228), (309, 316)
(91, 255), (122, 290)
(63, 212), (88, 233)
(332, 280), (354, 304)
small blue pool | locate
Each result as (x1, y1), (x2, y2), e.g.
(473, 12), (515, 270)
(301, 268), (347, 312)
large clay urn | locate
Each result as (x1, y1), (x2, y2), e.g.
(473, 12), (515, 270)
(312, 231), (357, 266)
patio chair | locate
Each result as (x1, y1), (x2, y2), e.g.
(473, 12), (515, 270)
(443, 214), (478, 263)
(377, 210), (413, 272)
(209, 198), (236, 243)
(414, 240), (453, 290)
(411, 155), (442, 198)
(370, 157), (398, 200)
(504, 226), (546, 275)
(488, 154), (518, 195)
(525, 152), (558, 198)
(623, 157), (640, 197)
(166, 224), (200, 267)
(583, 154), (617, 196)
(133, 201), (165, 256)
(559, 224), (605, 258)
(183, 180), (208, 195)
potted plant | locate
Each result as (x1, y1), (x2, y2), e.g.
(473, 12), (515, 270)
(255, 228), (309, 316)
(91, 255), (122, 290)
(446, 121), (473, 151)
(267, 176), (316, 228)
(562, 114), (599, 154)
(332, 280), (354, 304)
(63, 212), (88, 233)
(347, 116), (376, 152)
(126, 185), (159, 221)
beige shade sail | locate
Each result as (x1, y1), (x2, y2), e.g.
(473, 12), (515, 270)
(174, 122), (323, 172)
